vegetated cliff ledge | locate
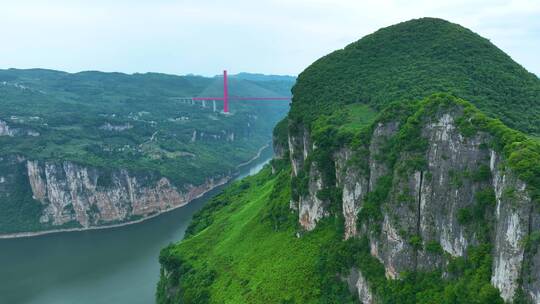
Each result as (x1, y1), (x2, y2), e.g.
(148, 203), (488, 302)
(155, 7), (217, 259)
(157, 95), (540, 304)
(0, 143), (270, 239)
(286, 94), (540, 303)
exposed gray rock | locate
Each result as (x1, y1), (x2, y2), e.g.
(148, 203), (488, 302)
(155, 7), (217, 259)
(415, 113), (490, 272)
(0, 119), (15, 137)
(99, 122), (133, 131)
(373, 169), (420, 279)
(335, 148), (369, 240)
(346, 267), (375, 304)
(0, 157), (229, 230)
(272, 135), (287, 160)
(288, 124), (311, 177)
(0, 119), (40, 137)
(287, 108), (537, 302)
(523, 207), (540, 303)
(189, 129), (236, 142)
(298, 164), (327, 230)
(490, 150), (532, 302)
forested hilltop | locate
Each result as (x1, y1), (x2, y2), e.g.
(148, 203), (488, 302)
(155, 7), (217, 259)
(0, 69), (293, 234)
(290, 17), (540, 135)
(157, 18), (540, 303)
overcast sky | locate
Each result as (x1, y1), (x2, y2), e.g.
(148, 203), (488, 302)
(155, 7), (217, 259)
(0, 0), (538, 76)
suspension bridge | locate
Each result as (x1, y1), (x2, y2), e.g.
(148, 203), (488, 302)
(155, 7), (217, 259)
(189, 70), (291, 113)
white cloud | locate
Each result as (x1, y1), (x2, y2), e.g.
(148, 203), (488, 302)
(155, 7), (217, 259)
(0, 0), (538, 75)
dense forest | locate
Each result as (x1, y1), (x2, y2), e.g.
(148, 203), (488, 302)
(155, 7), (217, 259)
(290, 18), (540, 135)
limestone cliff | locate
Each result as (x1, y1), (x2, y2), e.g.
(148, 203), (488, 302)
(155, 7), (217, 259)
(0, 156), (229, 234)
(287, 97), (540, 303)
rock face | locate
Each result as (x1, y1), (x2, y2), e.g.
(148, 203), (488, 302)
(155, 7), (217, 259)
(99, 122), (133, 131)
(1, 156), (229, 232)
(335, 148), (369, 240)
(490, 150), (537, 302)
(288, 124), (311, 177)
(346, 268), (375, 304)
(190, 129), (236, 142)
(0, 119), (15, 137)
(287, 106), (539, 302)
(272, 134), (287, 160)
(298, 164), (327, 231)
(0, 119), (39, 137)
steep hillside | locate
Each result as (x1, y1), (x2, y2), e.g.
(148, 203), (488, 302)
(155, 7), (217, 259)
(157, 18), (540, 303)
(158, 95), (540, 304)
(0, 69), (293, 235)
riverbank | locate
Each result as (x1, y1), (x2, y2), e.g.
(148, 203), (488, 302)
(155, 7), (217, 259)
(0, 143), (272, 239)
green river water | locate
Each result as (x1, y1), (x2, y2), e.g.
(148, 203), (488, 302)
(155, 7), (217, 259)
(0, 149), (272, 304)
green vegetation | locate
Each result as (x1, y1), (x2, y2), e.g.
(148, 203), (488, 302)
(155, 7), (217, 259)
(0, 69), (292, 185)
(358, 175), (392, 232)
(0, 69), (293, 233)
(322, 238), (503, 304)
(157, 165), (339, 303)
(158, 162), (505, 303)
(158, 93), (539, 303)
(0, 159), (46, 232)
(290, 18), (540, 136)
(156, 18), (540, 303)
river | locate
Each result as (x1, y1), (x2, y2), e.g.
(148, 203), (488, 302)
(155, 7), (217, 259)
(0, 148), (273, 304)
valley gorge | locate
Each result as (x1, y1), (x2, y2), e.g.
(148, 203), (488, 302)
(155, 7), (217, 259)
(1, 10), (539, 304)
(0, 70), (292, 236)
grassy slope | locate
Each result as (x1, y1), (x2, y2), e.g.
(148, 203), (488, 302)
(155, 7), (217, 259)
(158, 165), (339, 303)
(156, 104), (378, 304)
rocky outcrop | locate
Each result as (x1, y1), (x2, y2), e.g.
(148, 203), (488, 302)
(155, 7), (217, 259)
(190, 129), (236, 142)
(272, 135), (287, 160)
(346, 268), (375, 304)
(287, 106), (538, 302)
(99, 122), (133, 131)
(288, 124), (311, 177)
(335, 148), (369, 240)
(289, 123), (324, 229)
(2, 156), (229, 232)
(523, 209), (540, 303)
(415, 113), (489, 269)
(0, 119), (39, 137)
(368, 122), (398, 190)
(0, 119), (15, 137)
(489, 150), (536, 302)
(298, 164), (327, 230)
